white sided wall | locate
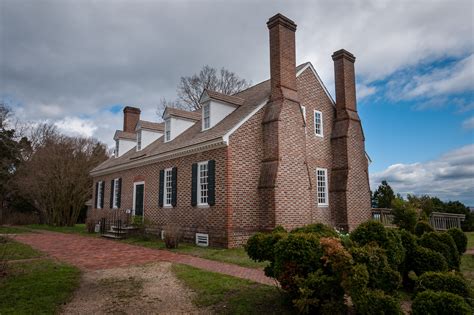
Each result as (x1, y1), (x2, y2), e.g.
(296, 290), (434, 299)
(203, 100), (238, 130)
(140, 129), (163, 149)
(117, 139), (135, 157)
(168, 117), (194, 141)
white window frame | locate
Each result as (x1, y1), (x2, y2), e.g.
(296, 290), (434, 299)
(314, 110), (323, 137)
(203, 103), (210, 130)
(163, 168), (173, 207)
(115, 139), (119, 157)
(164, 118), (171, 142)
(197, 161), (209, 206)
(96, 181), (103, 209)
(301, 105), (306, 124)
(316, 168), (329, 206)
(112, 178), (119, 209)
(136, 130), (142, 151)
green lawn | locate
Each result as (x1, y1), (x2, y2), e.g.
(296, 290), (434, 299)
(461, 254), (474, 289)
(0, 226), (33, 234)
(466, 232), (474, 250)
(172, 264), (293, 314)
(1, 237), (43, 261)
(0, 260), (80, 314)
(26, 223), (90, 235)
(123, 236), (267, 269)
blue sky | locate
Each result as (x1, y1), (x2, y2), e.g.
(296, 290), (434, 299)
(1, 0), (473, 204)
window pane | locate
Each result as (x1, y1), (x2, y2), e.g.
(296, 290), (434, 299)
(198, 162), (208, 204)
(164, 169), (173, 206)
(316, 169), (328, 205)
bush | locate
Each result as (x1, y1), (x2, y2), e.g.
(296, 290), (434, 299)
(412, 290), (471, 315)
(415, 272), (470, 298)
(290, 223), (339, 238)
(447, 228), (468, 255)
(352, 289), (403, 315)
(414, 221), (434, 236)
(351, 244), (401, 293)
(385, 229), (406, 268)
(391, 198), (418, 232)
(411, 246), (448, 275)
(418, 232), (460, 270)
(163, 224), (182, 249)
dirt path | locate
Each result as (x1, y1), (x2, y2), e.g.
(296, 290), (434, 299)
(61, 262), (208, 315)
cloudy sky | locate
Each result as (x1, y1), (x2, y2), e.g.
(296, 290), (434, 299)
(1, 0), (473, 204)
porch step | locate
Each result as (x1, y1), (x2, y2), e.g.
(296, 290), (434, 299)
(111, 226), (138, 231)
(107, 229), (128, 234)
(101, 233), (126, 239)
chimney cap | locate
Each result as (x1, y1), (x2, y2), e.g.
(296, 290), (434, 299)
(123, 106), (141, 114)
(332, 49), (356, 62)
(267, 13), (297, 31)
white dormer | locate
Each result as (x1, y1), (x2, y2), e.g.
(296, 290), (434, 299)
(162, 107), (201, 142)
(114, 130), (136, 157)
(199, 90), (244, 131)
(135, 120), (164, 151)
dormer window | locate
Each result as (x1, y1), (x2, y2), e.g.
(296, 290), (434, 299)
(165, 118), (171, 142)
(136, 130), (142, 151)
(203, 103), (210, 130)
(115, 139), (119, 157)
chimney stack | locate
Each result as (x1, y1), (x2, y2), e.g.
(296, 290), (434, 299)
(332, 49), (357, 113)
(123, 106), (141, 133)
(267, 14), (298, 101)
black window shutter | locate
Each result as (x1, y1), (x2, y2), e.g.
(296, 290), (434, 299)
(159, 169), (164, 207)
(110, 179), (114, 208)
(191, 163), (198, 206)
(95, 182), (99, 208)
(171, 167), (177, 207)
(100, 181), (105, 209)
(208, 160), (216, 206)
(117, 178), (122, 208)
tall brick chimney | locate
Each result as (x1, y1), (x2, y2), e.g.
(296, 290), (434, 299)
(123, 106), (141, 133)
(330, 49), (371, 231)
(258, 14), (310, 231)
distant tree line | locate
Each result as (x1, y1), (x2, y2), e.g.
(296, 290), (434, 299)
(372, 180), (473, 231)
(0, 103), (108, 226)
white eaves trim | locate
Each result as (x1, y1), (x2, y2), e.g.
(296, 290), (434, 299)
(222, 98), (268, 144)
(296, 62), (335, 106)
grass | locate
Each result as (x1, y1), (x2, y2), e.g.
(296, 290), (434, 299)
(26, 223), (90, 235)
(0, 260), (81, 314)
(466, 232), (474, 250)
(461, 254), (474, 289)
(1, 237), (43, 261)
(172, 264), (294, 314)
(0, 226), (33, 234)
(123, 235), (267, 269)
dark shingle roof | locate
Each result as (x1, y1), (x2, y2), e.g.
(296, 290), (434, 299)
(204, 90), (245, 106)
(138, 120), (164, 132)
(164, 107), (201, 121)
(114, 130), (136, 140)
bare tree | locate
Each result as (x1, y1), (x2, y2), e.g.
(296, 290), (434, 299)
(158, 65), (251, 115)
(0, 102), (11, 129)
(14, 125), (108, 226)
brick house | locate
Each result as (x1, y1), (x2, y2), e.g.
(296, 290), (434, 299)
(90, 13), (371, 247)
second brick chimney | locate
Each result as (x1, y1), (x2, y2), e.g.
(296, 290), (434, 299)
(123, 106), (141, 133)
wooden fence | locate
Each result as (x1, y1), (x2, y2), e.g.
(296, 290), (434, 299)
(371, 208), (465, 231)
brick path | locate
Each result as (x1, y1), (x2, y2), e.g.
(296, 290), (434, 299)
(12, 232), (274, 286)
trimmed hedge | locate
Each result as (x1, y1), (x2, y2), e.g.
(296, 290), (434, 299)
(415, 272), (470, 298)
(290, 223), (338, 238)
(418, 232), (460, 270)
(352, 289), (403, 315)
(412, 290), (471, 315)
(414, 221), (434, 236)
(447, 228), (468, 255)
(411, 246), (449, 275)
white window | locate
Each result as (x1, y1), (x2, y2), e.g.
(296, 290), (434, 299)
(301, 105), (306, 123)
(203, 103), (210, 130)
(197, 161), (209, 205)
(316, 168), (328, 206)
(97, 181), (103, 208)
(112, 178), (119, 208)
(165, 118), (171, 142)
(314, 110), (323, 137)
(115, 140), (119, 157)
(163, 168), (173, 207)
(137, 130), (142, 151)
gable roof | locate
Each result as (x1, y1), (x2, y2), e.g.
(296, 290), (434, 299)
(114, 130), (136, 140)
(137, 120), (164, 132)
(92, 63), (333, 175)
(201, 89), (245, 106)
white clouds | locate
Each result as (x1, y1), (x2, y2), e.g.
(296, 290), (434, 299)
(462, 116), (474, 130)
(370, 144), (474, 205)
(357, 83), (377, 99)
(54, 117), (97, 137)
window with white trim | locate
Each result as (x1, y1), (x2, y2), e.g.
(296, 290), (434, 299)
(115, 140), (119, 157)
(164, 118), (171, 142)
(203, 103), (210, 130)
(316, 168), (328, 206)
(197, 161), (209, 205)
(112, 178), (120, 208)
(163, 168), (173, 206)
(301, 105), (306, 123)
(314, 110), (323, 137)
(97, 181), (103, 208)
(137, 130), (142, 151)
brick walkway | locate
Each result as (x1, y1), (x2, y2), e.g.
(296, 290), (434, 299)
(12, 232), (274, 286)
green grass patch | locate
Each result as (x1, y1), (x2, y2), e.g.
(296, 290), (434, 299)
(122, 235), (267, 269)
(172, 264), (293, 314)
(461, 254), (474, 289)
(466, 232), (474, 250)
(26, 224), (90, 235)
(0, 260), (81, 314)
(0, 226), (33, 234)
(1, 237), (43, 261)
